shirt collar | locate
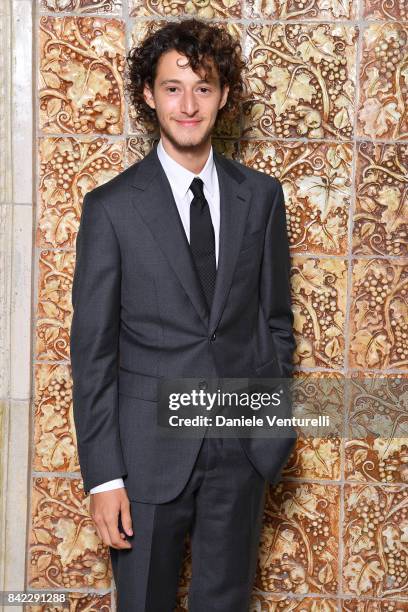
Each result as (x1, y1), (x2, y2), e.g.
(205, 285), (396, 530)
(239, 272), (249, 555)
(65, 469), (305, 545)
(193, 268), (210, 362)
(157, 138), (216, 200)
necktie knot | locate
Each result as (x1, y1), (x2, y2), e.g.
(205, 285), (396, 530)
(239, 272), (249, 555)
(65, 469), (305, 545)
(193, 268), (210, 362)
(189, 177), (205, 205)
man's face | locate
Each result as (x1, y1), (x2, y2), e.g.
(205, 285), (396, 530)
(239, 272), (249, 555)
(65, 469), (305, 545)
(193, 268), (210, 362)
(143, 49), (229, 151)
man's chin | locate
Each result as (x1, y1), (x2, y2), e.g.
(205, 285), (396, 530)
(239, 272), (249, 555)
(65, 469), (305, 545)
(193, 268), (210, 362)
(162, 126), (213, 150)
(169, 135), (207, 149)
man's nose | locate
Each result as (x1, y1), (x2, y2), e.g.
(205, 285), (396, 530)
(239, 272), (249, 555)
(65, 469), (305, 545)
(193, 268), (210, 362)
(180, 91), (199, 115)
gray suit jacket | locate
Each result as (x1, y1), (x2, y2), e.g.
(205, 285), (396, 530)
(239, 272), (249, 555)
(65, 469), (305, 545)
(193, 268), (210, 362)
(70, 143), (297, 503)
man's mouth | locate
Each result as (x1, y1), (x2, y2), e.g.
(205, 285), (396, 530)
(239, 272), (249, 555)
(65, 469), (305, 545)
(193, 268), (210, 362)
(175, 120), (202, 126)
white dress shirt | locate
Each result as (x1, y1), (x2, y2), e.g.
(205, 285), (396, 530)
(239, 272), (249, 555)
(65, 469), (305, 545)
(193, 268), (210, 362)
(89, 138), (220, 494)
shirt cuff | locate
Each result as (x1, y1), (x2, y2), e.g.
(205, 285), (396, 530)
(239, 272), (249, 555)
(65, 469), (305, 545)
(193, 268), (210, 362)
(90, 478), (125, 494)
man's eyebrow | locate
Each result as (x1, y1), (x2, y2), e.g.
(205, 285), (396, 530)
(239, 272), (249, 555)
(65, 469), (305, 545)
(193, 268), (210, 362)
(159, 78), (215, 85)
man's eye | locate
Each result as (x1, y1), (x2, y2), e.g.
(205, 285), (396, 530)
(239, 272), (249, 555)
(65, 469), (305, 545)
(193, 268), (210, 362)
(199, 87), (210, 93)
(166, 87), (178, 92)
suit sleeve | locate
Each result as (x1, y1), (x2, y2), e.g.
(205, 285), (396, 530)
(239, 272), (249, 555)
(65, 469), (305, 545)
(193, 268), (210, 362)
(260, 179), (296, 378)
(70, 191), (127, 496)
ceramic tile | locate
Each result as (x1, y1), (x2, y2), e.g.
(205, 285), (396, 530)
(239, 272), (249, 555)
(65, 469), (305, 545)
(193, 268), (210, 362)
(37, 137), (125, 249)
(40, 0), (122, 12)
(342, 598), (408, 610)
(39, 17), (125, 135)
(33, 363), (78, 473)
(346, 374), (408, 484)
(245, 0), (356, 20)
(255, 482), (340, 595)
(343, 483), (408, 598)
(251, 595), (339, 609)
(362, 0), (407, 21)
(291, 256), (348, 369)
(28, 477), (111, 589)
(289, 371), (344, 481)
(127, 136), (157, 165)
(243, 23), (358, 140)
(241, 140), (352, 255)
(349, 259), (408, 370)
(129, 0), (242, 19)
(357, 24), (408, 140)
(353, 142), (407, 258)
(35, 250), (75, 361)
(26, 593), (112, 611)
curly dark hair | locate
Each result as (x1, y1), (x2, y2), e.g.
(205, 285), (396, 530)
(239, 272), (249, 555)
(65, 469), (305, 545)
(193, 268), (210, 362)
(125, 18), (247, 127)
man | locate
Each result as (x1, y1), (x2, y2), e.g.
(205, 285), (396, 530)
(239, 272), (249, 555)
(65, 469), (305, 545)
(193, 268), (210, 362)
(70, 18), (297, 612)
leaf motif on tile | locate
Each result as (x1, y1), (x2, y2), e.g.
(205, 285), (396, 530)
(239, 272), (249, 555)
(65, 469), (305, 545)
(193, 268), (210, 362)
(350, 259), (408, 369)
(353, 143), (407, 257)
(343, 484), (408, 597)
(291, 257), (347, 367)
(39, 17), (125, 134)
(256, 483), (339, 594)
(29, 478), (110, 589)
(37, 137), (125, 248)
(358, 24), (407, 139)
(243, 24), (357, 140)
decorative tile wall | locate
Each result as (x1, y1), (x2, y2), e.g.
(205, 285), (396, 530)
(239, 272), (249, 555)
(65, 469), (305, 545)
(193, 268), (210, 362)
(30, 0), (408, 610)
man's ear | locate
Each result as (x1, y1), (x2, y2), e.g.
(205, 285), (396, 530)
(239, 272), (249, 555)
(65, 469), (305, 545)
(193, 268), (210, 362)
(219, 84), (230, 110)
(143, 83), (156, 110)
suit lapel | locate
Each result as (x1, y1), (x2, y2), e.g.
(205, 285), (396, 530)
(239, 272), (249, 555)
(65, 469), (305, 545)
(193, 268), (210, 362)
(130, 144), (252, 335)
(209, 151), (252, 336)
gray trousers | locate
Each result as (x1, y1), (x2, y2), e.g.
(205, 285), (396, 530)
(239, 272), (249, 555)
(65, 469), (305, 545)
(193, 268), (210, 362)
(109, 435), (267, 611)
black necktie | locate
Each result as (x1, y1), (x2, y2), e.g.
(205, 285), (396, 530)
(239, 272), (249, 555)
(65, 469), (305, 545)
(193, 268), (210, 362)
(189, 177), (216, 311)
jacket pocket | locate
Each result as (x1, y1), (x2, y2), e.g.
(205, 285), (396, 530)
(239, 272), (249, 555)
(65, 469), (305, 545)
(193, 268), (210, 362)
(254, 357), (280, 377)
(118, 367), (161, 401)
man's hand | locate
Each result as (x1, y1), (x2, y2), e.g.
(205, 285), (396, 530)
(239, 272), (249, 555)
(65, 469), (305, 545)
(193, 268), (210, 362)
(90, 488), (133, 549)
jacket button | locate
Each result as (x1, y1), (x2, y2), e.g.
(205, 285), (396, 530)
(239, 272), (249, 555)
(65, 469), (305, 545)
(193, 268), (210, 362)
(198, 380), (207, 390)
(210, 332), (216, 342)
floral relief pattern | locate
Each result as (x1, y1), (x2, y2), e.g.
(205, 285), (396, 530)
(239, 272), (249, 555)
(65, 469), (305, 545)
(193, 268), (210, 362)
(343, 484), (408, 598)
(241, 140), (352, 255)
(39, 17), (125, 135)
(127, 136), (158, 165)
(349, 259), (408, 370)
(245, 0), (356, 20)
(40, 0), (122, 12)
(34, 363), (78, 473)
(253, 483), (339, 598)
(129, 0), (242, 19)
(343, 599), (408, 611)
(27, 593), (111, 612)
(29, 478), (111, 590)
(353, 142), (408, 258)
(291, 257), (347, 368)
(289, 372), (345, 481)
(37, 137), (125, 249)
(357, 23), (408, 140)
(36, 250), (75, 362)
(346, 375), (408, 484)
(243, 23), (357, 140)
(362, 0), (408, 21)
(251, 596), (339, 610)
